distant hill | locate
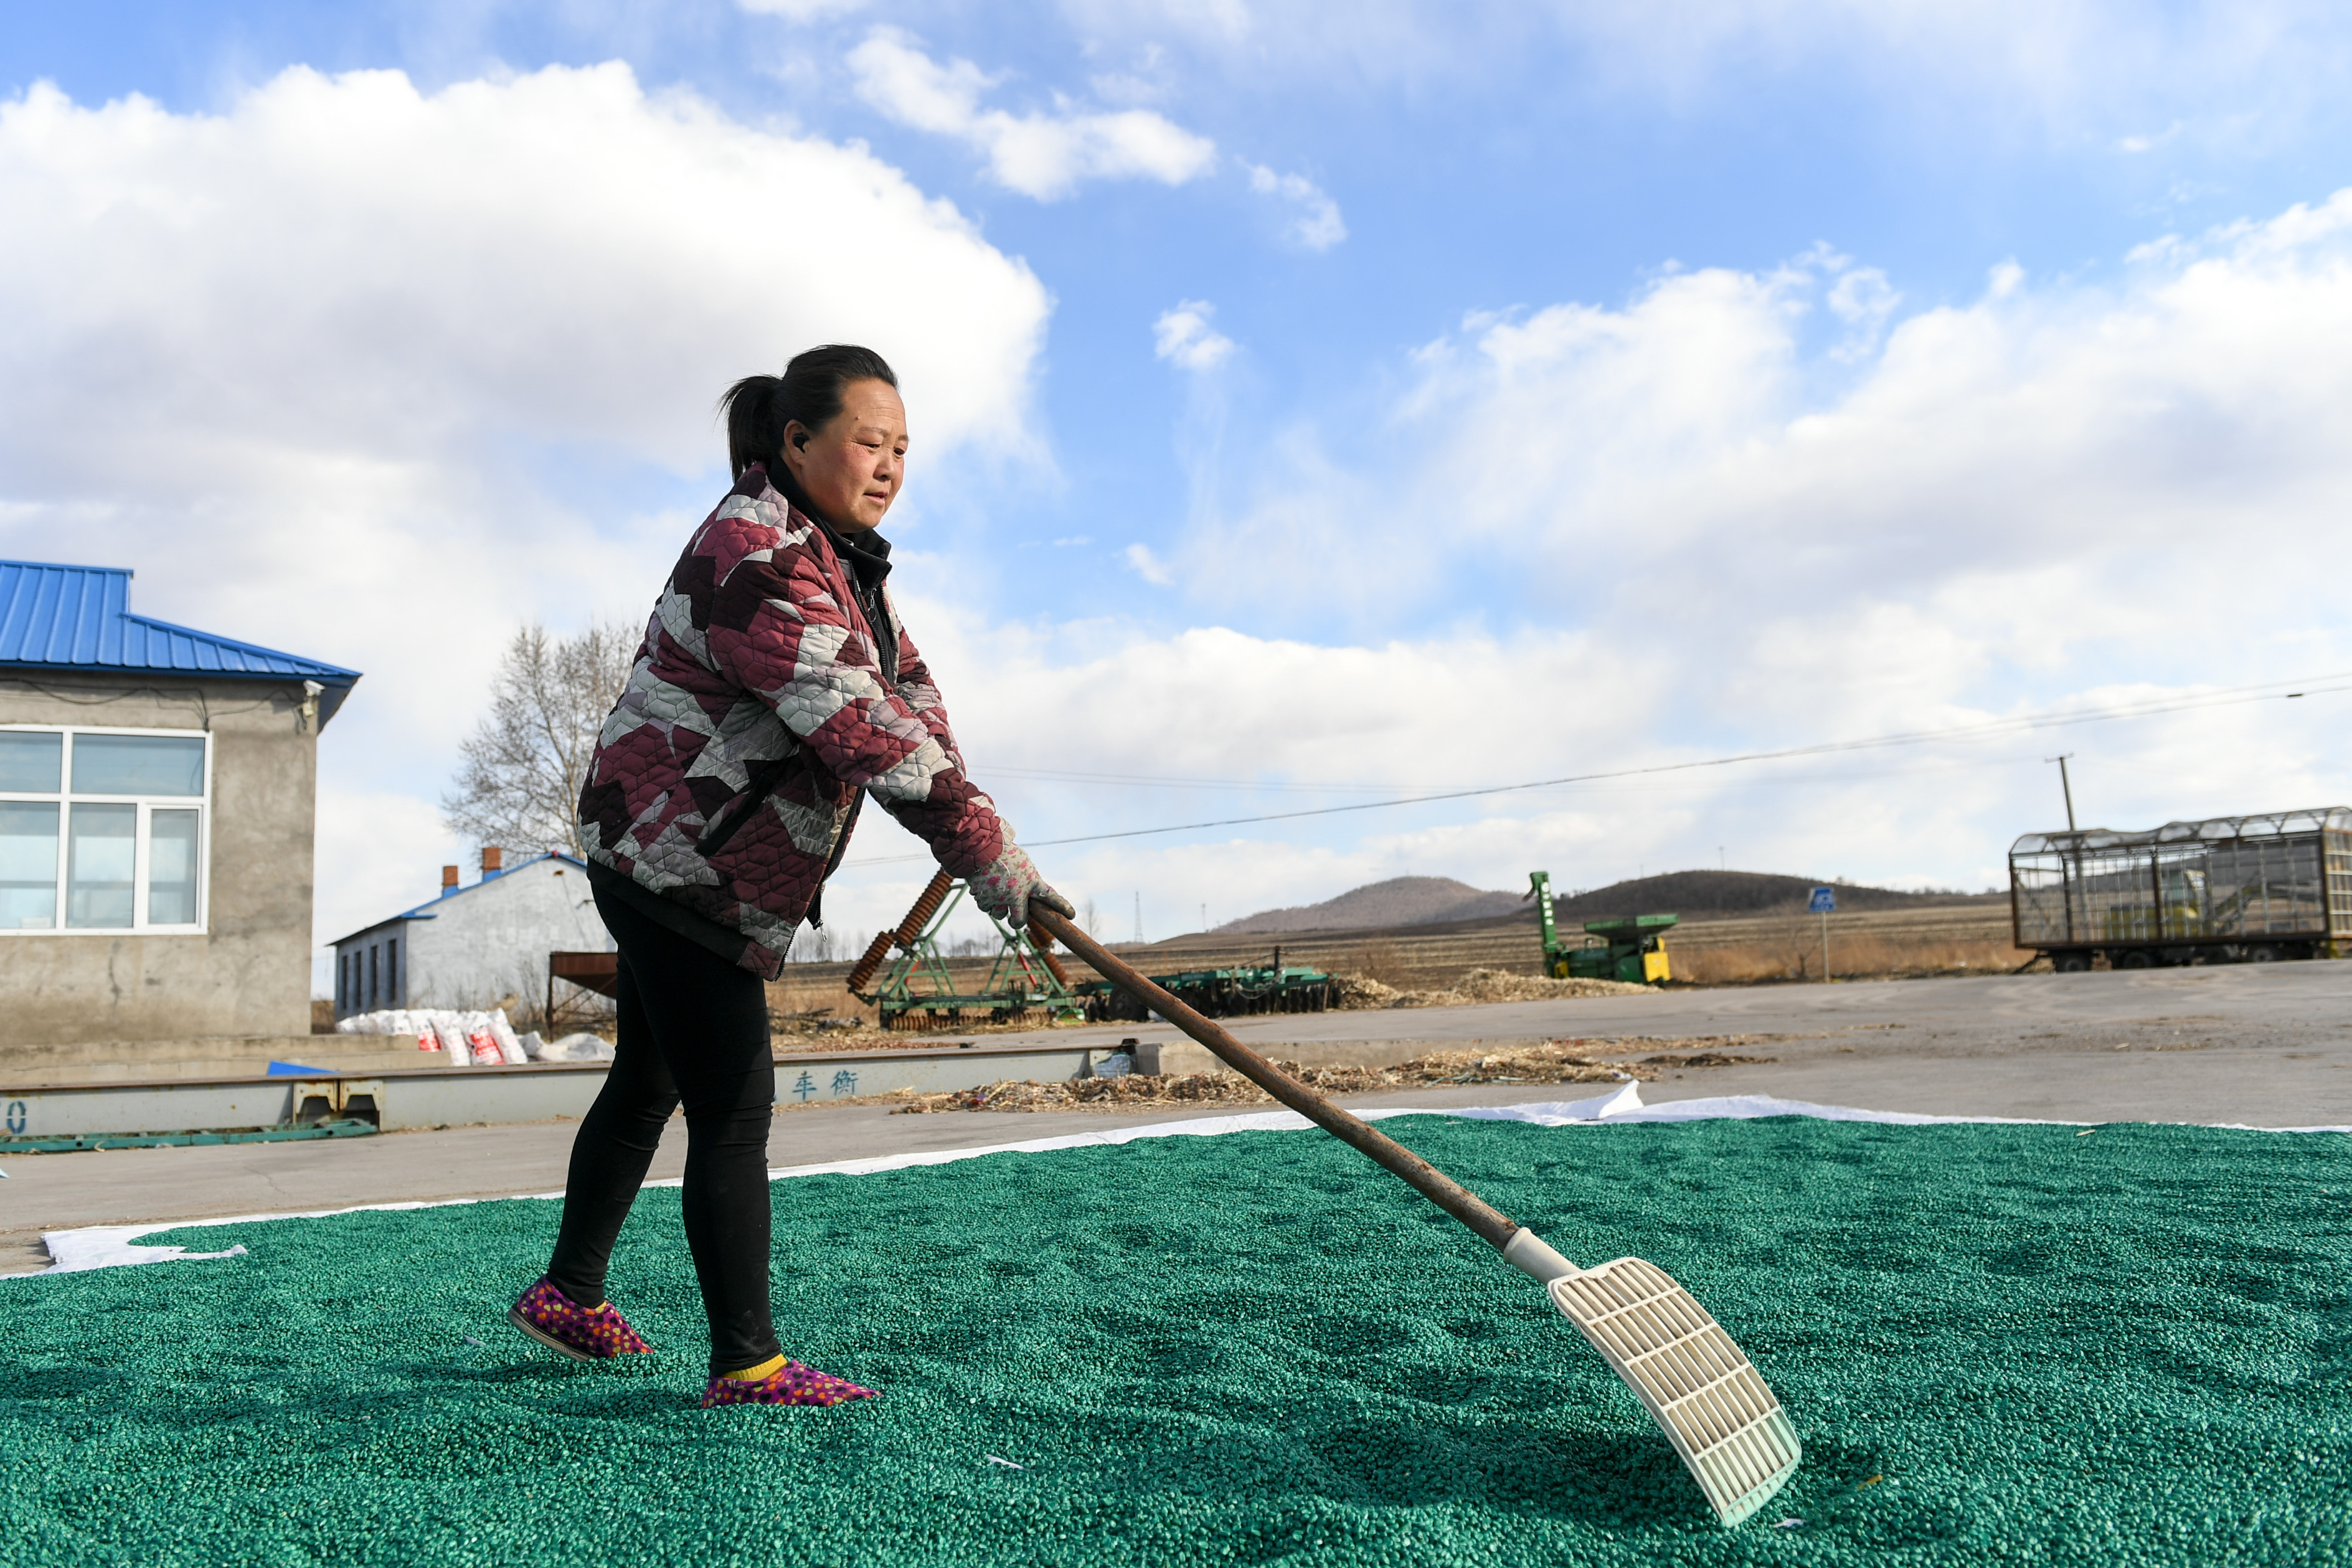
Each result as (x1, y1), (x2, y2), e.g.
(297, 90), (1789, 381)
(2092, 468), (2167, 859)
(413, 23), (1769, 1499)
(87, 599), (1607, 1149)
(1213, 876), (1526, 935)
(1547, 869), (1996, 923)
(1211, 869), (1998, 939)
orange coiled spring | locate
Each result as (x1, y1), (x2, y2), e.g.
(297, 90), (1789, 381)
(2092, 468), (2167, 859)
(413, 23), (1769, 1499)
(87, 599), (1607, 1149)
(846, 868), (955, 996)
(843, 930), (896, 998)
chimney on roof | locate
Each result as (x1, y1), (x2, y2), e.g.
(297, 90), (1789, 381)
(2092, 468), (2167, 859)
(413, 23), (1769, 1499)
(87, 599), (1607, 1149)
(482, 846), (504, 877)
(442, 864), (460, 892)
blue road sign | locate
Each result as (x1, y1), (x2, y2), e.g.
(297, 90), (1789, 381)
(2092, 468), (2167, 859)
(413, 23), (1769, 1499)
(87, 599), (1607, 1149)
(1809, 886), (1836, 914)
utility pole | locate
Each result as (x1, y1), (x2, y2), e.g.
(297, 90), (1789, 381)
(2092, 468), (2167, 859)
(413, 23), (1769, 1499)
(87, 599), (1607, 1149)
(1133, 892), (1143, 945)
(2046, 754), (2078, 830)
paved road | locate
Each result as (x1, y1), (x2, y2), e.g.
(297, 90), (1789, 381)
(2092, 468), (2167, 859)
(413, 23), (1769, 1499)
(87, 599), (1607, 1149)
(6, 965), (2347, 1275)
(980, 959), (2352, 1054)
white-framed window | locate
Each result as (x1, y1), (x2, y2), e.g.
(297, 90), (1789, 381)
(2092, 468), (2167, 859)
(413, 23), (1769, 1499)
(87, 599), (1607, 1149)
(0, 725), (210, 935)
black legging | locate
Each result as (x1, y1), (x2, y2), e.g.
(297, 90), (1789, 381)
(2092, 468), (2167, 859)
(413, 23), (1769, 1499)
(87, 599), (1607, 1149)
(546, 886), (780, 1374)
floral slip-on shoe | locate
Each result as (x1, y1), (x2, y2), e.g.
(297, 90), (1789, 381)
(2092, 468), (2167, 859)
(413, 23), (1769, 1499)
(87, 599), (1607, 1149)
(699, 1359), (878, 1409)
(507, 1276), (654, 1361)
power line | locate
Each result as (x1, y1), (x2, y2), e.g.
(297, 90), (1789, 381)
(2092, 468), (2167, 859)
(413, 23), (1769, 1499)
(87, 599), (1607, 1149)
(986, 765), (1400, 795)
(838, 671), (2352, 869)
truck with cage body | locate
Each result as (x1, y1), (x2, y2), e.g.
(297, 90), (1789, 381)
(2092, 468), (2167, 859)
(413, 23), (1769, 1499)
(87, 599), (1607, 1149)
(2008, 806), (2352, 971)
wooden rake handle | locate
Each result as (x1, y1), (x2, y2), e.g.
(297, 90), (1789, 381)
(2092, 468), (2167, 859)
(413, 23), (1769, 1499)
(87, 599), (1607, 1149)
(1030, 907), (1523, 1254)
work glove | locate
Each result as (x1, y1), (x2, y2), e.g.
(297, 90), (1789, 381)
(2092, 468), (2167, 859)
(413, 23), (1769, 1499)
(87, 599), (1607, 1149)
(968, 836), (1074, 930)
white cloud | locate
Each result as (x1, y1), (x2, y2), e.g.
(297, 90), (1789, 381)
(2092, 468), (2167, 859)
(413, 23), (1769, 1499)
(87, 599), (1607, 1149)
(1123, 542), (1176, 584)
(818, 577), (2352, 938)
(807, 611), (2352, 945)
(0, 64), (1052, 961)
(24, 50), (2352, 947)
(1825, 263), (1897, 325)
(1179, 192), (2352, 676)
(1244, 162), (1346, 250)
(884, 187), (2352, 912)
(847, 29), (1217, 200)
(1153, 299), (1235, 370)
(739, 0), (869, 19)
(1054, 1), (2352, 158)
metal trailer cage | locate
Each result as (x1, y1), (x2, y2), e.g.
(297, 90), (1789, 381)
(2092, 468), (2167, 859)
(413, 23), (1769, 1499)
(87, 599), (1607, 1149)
(2010, 805), (2352, 968)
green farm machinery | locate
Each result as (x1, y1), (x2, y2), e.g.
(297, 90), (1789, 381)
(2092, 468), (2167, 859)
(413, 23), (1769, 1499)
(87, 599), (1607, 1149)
(1073, 956), (1339, 1023)
(1526, 871), (1677, 985)
(846, 871), (1085, 1030)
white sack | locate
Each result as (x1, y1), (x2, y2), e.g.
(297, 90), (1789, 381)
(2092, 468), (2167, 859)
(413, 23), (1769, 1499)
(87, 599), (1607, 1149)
(543, 1032), (616, 1062)
(488, 1009), (529, 1066)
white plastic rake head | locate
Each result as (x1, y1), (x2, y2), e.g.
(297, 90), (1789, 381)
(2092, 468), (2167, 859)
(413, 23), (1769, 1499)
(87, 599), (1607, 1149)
(1544, 1255), (1802, 1527)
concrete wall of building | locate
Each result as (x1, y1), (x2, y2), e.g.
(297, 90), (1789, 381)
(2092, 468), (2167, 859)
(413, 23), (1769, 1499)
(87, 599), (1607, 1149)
(334, 855), (612, 1018)
(0, 673), (320, 1052)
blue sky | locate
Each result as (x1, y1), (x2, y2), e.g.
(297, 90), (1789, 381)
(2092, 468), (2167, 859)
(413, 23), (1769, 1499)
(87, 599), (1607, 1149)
(6, 1), (2352, 966)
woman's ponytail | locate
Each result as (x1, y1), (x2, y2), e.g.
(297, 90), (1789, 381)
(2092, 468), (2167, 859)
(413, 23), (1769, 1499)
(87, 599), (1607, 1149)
(720, 374), (786, 483)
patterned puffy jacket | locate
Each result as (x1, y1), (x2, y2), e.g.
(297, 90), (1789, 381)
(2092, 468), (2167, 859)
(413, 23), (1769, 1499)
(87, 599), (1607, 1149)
(577, 466), (1006, 978)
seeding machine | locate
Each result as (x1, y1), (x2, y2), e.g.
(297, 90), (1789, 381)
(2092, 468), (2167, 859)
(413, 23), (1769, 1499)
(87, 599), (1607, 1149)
(847, 876), (1343, 1027)
(1072, 954), (1339, 1023)
(845, 871), (1085, 1031)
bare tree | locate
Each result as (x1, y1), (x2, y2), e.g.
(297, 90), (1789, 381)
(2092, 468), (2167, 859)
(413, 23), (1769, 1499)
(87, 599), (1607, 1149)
(787, 923), (850, 963)
(442, 620), (640, 856)
(1770, 903), (1815, 981)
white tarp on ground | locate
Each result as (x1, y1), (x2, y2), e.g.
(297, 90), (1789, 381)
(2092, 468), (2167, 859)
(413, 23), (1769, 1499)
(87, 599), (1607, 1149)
(22, 1084), (2350, 1275)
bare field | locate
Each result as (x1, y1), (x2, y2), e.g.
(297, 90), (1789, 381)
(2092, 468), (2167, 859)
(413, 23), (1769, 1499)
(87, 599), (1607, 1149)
(766, 973), (882, 1030)
(758, 900), (2023, 1036)
(1073, 901), (2014, 990)
(1671, 932), (2033, 985)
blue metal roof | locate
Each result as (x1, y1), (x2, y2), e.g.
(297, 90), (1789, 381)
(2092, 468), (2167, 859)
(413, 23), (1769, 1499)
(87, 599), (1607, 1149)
(0, 560), (362, 723)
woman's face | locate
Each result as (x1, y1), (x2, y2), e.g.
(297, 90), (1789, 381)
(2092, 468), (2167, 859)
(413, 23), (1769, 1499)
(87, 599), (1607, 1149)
(782, 379), (907, 533)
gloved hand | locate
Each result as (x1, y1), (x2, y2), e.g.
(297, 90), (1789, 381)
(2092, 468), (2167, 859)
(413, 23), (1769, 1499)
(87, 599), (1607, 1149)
(968, 837), (1074, 930)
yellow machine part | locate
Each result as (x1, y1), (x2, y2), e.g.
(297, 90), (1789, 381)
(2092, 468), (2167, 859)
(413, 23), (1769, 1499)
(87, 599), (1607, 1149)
(1643, 947), (1671, 984)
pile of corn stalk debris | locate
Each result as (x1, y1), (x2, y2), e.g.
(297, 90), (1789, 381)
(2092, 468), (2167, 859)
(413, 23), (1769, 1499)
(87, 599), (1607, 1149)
(884, 1037), (1777, 1114)
(1333, 968), (1654, 1009)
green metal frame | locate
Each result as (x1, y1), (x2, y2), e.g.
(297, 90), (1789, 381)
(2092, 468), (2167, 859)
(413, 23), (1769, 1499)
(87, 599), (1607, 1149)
(1531, 869), (1562, 960)
(855, 882), (1084, 1029)
(1072, 963), (1337, 1022)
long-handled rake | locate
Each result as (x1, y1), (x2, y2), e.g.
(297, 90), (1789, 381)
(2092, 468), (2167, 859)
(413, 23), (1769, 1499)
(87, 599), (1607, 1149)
(1030, 907), (1802, 1527)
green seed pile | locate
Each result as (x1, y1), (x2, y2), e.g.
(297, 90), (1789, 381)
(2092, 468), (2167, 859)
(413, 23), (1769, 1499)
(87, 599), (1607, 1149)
(4, 1117), (2348, 1565)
